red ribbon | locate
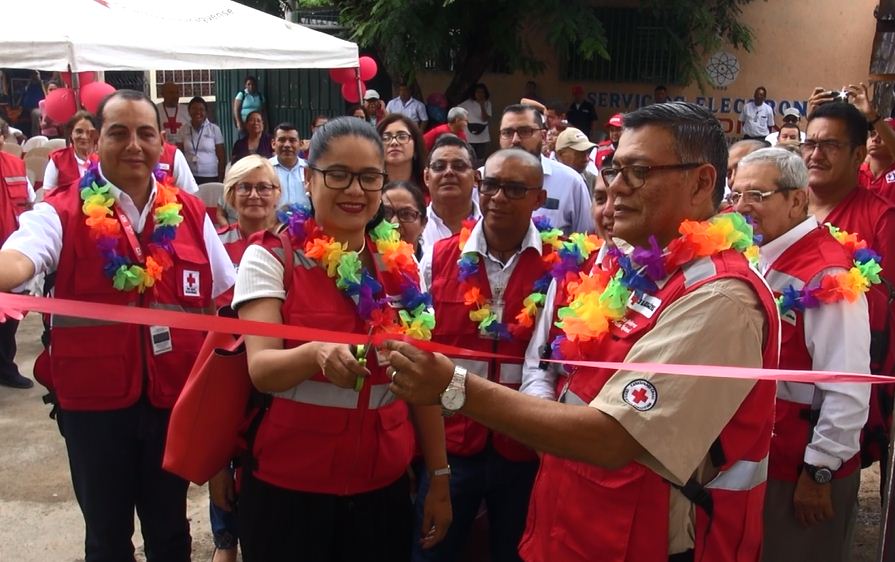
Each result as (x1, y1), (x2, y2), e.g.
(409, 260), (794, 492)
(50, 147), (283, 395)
(4, 292), (893, 384)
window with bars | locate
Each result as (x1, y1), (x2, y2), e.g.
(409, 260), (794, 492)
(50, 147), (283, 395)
(562, 8), (683, 85)
(154, 69), (216, 99)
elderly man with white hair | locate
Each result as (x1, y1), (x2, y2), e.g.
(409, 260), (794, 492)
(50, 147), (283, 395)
(423, 106), (469, 151)
(731, 147), (871, 562)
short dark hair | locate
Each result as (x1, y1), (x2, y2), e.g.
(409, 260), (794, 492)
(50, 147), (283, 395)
(655, 85), (667, 92)
(377, 113), (427, 186)
(779, 122), (801, 133)
(274, 122), (298, 137)
(188, 96), (207, 110)
(808, 102), (868, 148)
(383, 180), (427, 217)
(502, 104), (545, 129)
(64, 110), (96, 145)
(244, 75), (258, 87)
(429, 133), (476, 164)
(96, 89), (160, 133)
(245, 110), (264, 126)
(623, 101), (728, 207)
(469, 82), (490, 101)
(308, 116), (382, 167)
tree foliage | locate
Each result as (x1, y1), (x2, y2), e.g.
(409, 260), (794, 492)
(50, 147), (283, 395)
(238, 0), (759, 104)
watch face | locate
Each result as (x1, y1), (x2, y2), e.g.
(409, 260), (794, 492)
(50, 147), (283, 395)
(441, 388), (466, 411)
(814, 468), (833, 484)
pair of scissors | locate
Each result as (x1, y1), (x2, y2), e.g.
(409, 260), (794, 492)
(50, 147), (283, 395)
(353, 326), (375, 392)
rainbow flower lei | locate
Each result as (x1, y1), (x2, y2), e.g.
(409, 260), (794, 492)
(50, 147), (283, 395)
(552, 213), (758, 359)
(776, 224), (882, 316)
(458, 215), (603, 340)
(80, 160), (183, 292)
(277, 204), (435, 340)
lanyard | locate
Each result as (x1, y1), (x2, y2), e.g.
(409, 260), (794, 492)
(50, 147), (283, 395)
(191, 122), (206, 155)
(114, 205), (145, 263)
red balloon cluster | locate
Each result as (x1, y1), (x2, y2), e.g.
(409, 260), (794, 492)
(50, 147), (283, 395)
(329, 56), (379, 103)
(43, 74), (117, 123)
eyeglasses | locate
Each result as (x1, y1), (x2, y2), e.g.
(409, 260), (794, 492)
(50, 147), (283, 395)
(235, 182), (278, 197)
(600, 162), (703, 190)
(381, 132), (412, 144)
(479, 178), (540, 200)
(383, 205), (421, 223)
(499, 126), (542, 140)
(727, 187), (796, 206)
(800, 140), (849, 155)
(428, 159), (472, 173)
(308, 166), (387, 192)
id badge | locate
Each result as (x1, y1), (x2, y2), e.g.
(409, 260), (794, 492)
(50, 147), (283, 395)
(375, 347), (390, 367)
(191, 155), (198, 163)
(149, 326), (173, 355)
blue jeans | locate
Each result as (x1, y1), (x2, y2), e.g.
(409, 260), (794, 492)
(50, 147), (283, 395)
(210, 498), (238, 549)
(412, 446), (538, 562)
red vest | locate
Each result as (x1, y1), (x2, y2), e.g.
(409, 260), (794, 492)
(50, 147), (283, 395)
(430, 234), (548, 462)
(49, 146), (83, 188)
(519, 250), (780, 562)
(824, 186), (895, 465)
(0, 152), (29, 244)
(44, 179), (212, 411)
(859, 161), (895, 202)
(250, 232), (415, 495)
(214, 223), (248, 309)
(157, 143), (177, 181)
(765, 227), (860, 481)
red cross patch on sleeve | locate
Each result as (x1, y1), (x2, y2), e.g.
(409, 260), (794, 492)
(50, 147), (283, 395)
(622, 379), (657, 411)
(183, 270), (201, 297)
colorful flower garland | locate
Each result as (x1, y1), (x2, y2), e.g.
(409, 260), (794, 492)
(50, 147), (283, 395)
(80, 160), (183, 293)
(776, 224), (883, 316)
(552, 213), (759, 360)
(458, 215), (603, 340)
(278, 204), (435, 340)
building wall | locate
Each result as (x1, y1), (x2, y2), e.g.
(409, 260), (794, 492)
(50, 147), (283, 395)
(417, 0), (878, 141)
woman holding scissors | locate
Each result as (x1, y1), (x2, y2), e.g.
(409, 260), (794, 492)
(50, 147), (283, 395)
(232, 117), (451, 561)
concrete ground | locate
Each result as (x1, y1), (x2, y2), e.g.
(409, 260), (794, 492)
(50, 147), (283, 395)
(0, 313), (884, 561)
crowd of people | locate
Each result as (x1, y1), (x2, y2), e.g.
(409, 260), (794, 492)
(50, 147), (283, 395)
(0, 71), (892, 562)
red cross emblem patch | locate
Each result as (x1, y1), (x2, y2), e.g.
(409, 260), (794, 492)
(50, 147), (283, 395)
(183, 270), (200, 297)
(622, 379), (657, 411)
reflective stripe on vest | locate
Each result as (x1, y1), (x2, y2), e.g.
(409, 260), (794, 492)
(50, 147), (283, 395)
(4, 176), (27, 183)
(705, 455), (768, 492)
(218, 228), (241, 245)
(499, 363), (522, 384)
(682, 257), (717, 288)
(765, 269), (806, 292)
(776, 381), (816, 405)
(559, 389), (588, 406)
(276, 379), (396, 410)
(452, 358), (489, 378)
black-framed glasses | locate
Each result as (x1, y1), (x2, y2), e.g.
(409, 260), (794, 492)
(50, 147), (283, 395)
(428, 159), (473, 173)
(727, 187), (796, 206)
(383, 205), (421, 223)
(235, 182), (278, 197)
(479, 178), (540, 200)
(498, 126), (542, 140)
(381, 131), (412, 144)
(308, 166), (387, 192)
(600, 162), (703, 189)
(799, 140), (849, 155)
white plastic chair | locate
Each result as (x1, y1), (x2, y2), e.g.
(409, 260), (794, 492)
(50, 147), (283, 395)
(24, 146), (52, 160)
(21, 135), (48, 152)
(2, 142), (23, 157)
(24, 155), (48, 186)
(45, 138), (67, 151)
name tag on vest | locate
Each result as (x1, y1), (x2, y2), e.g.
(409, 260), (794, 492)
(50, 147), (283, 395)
(158, 163), (171, 171)
(627, 292), (662, 318)
(886, 171), (895, 184)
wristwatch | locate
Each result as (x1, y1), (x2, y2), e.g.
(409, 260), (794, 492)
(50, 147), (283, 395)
(804, 464), (833, 484)
(440, 365), (468, 416)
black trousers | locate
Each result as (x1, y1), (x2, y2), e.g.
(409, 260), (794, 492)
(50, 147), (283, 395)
(57, 400), (191, 562)
(239, 470), (412, 562)
(0, 316), (20, 377)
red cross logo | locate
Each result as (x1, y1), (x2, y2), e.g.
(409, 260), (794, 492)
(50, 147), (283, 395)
(164, 115), (182, 135)
(186, 272), (196, 287)
(92, 0), (109, 7)
(631, 387), (648, 404)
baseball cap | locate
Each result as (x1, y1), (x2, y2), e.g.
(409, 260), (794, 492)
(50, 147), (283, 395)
(605, 113), (623, 128)
(782, 108), (801, 120)
(363, 89), (380, 101)
(556, 127), (596, 152)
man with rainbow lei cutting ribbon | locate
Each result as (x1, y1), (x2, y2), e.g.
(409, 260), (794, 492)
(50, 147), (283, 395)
(0, 90), (236, 561)
(416, 148), (601, 561)
(730, 147), (876, 562)
(385, 102), (784, 562)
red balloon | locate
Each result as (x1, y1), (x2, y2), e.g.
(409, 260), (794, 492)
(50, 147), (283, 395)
(60, 72), (73, 88)
(44, 87), (78, 123)
(341, 81), (364, 104)
(79, 81), (116, 114)
(358, 56), (378, 81)
(328, 67), (355, 84)
(77, 71), (97, 86)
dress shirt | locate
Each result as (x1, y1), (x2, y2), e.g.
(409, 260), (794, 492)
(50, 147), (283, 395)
(419, 198), (482, 261)
(385, 96), (428, 125)
(270, 156), (309, 209)
(536, 157), (595, 235)
(760, 216), (871, 469)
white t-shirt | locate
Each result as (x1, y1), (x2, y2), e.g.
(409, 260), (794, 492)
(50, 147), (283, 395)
(739, 101), (775, 137)
(458, 98), (492, 144)
(177, 120), (224, 178)
(157, 102), (191, 144)
(43, 152), (87, 190)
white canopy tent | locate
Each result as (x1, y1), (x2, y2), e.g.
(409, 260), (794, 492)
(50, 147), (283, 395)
(0, 0), (358, 71)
